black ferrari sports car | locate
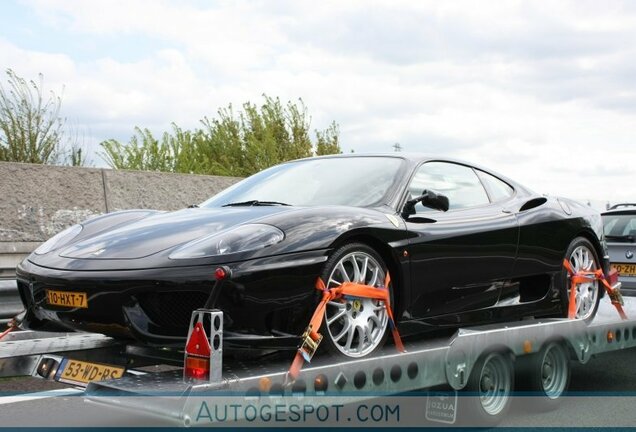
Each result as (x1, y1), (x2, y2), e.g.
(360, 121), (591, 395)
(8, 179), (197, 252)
(16, 154), (607, 358)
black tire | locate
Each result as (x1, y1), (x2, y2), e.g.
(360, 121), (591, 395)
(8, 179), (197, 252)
(515, 341), (571, 411)
(459, 351), (514, 427)
(560, 237), (602, 322)
(319, 243), (392, 359)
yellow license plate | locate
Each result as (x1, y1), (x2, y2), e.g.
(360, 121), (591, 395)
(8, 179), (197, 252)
(46, 289), (88, 308)
(58, 359), (125, 385)
(611, 263), (636, 277)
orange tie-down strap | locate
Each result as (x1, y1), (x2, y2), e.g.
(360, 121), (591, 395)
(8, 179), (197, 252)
(0, 319), (17, 341)
(287, 272), (405, 381)
(563, 259), (627, 320)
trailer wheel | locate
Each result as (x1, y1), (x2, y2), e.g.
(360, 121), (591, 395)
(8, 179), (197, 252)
(516, 341), (570, 411)
(460, 351), (514, 426)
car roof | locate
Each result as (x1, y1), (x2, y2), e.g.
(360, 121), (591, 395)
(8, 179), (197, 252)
(603, 203), (636, 215)
(608, 203), (636, 210)
(296, 152), (533, 195)
(304, 152), (468, 164)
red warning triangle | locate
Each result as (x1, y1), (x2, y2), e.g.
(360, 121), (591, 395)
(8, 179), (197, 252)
(185, 322), (211, 357)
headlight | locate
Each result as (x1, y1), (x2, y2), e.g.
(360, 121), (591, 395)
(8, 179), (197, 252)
(169, 224), (285, 259)
(34, 224), (83, 255)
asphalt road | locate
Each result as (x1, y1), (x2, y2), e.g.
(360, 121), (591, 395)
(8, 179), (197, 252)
(1, 299), (636, 428)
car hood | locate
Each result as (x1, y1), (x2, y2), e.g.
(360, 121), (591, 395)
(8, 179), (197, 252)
(59, 207), (294, 260)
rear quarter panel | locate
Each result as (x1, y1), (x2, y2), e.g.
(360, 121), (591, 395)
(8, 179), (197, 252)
(513, 197), (605, 277)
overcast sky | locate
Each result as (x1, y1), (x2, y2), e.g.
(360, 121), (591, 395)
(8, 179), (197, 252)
(1, 0), (635, 206)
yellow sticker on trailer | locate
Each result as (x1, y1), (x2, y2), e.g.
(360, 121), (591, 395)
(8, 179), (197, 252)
(57, 359), (125, 385)
(46, 289), (88, 308)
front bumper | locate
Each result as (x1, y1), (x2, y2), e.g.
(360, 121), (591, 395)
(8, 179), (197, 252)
(16, 250), (328, 348)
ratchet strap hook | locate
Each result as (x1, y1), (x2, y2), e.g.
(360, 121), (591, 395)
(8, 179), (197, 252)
(563, 259), (627, 320)
(286, 271), (405, 383)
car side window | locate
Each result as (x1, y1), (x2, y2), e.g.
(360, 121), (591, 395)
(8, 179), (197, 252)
(408, 162), (490, 212)
(476, 170), (514, 202)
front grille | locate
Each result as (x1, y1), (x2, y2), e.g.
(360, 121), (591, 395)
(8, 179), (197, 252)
(137, 291), (210, 329)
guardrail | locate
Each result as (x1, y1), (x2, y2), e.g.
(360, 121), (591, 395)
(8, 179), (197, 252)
(0, 246), (28, 325)
(0, 280), (22, 325)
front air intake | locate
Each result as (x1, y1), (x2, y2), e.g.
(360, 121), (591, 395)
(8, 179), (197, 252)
(137, 291), (210, 330)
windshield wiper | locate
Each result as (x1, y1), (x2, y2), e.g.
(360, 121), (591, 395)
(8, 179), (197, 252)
(222, 200), (291, 207)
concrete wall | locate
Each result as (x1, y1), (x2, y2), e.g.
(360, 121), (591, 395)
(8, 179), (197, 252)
(0, 161), (241, 278)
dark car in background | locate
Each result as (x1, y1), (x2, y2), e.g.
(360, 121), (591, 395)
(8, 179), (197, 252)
(602, 203), (636, 296)
(16, 154), (608, 358)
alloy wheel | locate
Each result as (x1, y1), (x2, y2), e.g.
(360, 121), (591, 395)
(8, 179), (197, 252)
(568, 245), (600, 320)
(324, 251), (389, 358)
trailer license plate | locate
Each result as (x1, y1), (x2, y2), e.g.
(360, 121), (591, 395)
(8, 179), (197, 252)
(612, 263), (636, 277)
(57, 359), (124, 385)
(425, 391), (457, 424)
(46, 289), (88, 308)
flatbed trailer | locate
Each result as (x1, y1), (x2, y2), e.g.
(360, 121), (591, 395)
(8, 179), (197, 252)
(2, 297), (636, 426)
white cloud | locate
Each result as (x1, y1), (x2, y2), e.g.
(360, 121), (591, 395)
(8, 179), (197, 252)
(1, 0), (635, 204)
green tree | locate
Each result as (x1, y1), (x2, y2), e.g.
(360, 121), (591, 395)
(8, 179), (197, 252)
(101, 127), (170, 171)
(0, 68), (88, 166)
(65, 124), (90, 166)
(101, 95), (341, 176)
(200, 106), (245, 176)
(0, 69), (64, 164)
(315, 121), (341, 156)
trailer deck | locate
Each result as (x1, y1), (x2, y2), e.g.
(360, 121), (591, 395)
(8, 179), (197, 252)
(2, 296), (636, 426)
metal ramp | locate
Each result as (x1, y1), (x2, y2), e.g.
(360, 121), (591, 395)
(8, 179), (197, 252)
(0, 330), (121, 377)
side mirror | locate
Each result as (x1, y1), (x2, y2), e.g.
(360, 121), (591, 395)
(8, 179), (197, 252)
(402, 189), (450, 218)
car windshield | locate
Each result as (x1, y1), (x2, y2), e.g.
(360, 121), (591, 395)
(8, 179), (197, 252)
(201, 156), (406, 208)
(603, 213), (636, 241)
